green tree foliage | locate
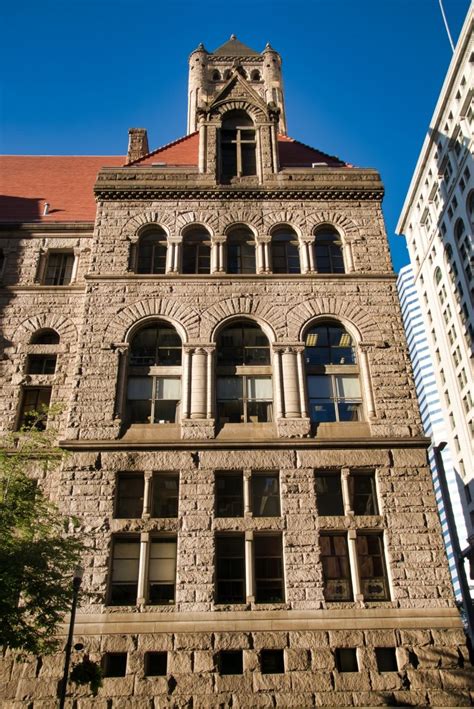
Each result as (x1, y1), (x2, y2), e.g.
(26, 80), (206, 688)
(0, 407), (83, 655)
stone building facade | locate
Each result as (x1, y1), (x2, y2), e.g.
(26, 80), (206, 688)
(1, 36), (473, 707)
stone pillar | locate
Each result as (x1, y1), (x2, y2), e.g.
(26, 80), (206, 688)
(359, 345), (376, 418)
(281, 348), (300, 418)
(296, 347), (308, 418)
(113, 343), (129, 420)
(210, 241), (219, 274)
(341, 468), (351, 515)
(263, 239), (271, 273)
(245, 531), (254, 602)
(181, 347), (192, 420)
(272, 347), (284, 419)
(243, 470), (251, 515)
(71, 247), (81, 282)
(307, 239), (316, 272)
(165, 242), (174, 274)
(300, 240), (311, 274)
(256, 241), (265, 274)
(190, 348), (207, 419)
(137, 532), (149, 605)
(345, 239), (355, 273)
(206, 347), (214, 419)
(347, 529), (363, 601)
(213, 237), (225, 272)
(198, 118), (207, 173)
(143, 471), (152, 517)
(173, 240), (180, 272)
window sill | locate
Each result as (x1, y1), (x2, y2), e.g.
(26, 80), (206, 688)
(312, 422), (370, 438)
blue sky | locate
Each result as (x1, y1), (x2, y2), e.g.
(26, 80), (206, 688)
(0, 0), (470, 271)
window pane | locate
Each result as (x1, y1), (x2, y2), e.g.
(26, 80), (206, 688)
(309, 401), (336, 423)
(127, 377), (152, 400)
(155, 378), (181, 400)
(217, 377), (243, 399)
(251, 474), (280, 516)
(19, 387), (52, 430)
(247, 377), (272, 400)
(215, 473), (244, 517)
(116, 474), (144, 518)
(217, 399), (242, 423)
(349, 474), (378, 515)
(356, 534), (389, 601)
(152, 473), (179, 517)
(26, 355), (57, 375)
(320, 533), (352, 601)
(315, 474), (344, 515)
(148, 539), (177, 604)
(216, 534), (245, 603)
(307, 375), (332, 398)
(254, 534), (284, 603)
(110, 538), (139, 605)
(336, 648), (358, 672)
(153, 400), (179, 424)
(337, 402), (362, 421)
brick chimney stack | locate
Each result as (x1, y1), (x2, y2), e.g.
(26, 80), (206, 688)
(126, 128), (149, 164)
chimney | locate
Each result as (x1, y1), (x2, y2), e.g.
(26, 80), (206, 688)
(127, 128), (149, 164)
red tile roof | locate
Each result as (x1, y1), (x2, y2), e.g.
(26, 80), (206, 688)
(1, 136), (350, 223)
(0, 155), (124, 222)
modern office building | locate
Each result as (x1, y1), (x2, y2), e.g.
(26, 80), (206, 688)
(396, 3), (474, 622)
(1, 35), (472, 706)
(397, 264), (474, 639)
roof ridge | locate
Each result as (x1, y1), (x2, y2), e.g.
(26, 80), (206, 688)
(126, 132), (198, 166)
(279, 134), (349, 166)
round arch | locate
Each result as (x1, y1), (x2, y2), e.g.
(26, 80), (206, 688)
(210, 314), (276, 346)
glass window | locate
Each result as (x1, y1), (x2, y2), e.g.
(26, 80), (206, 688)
(18, 387), (52, 430)
(218, 650), (243, 675)
(215, 534), (246, 604)
(227, 227), (256, 274)
(348, 473), (378, 515)
(152, 473), (179, 517)
(356, 533), (390, 601)
(137, 230), (167, 274)
(314, 227), (344, 273)
(109, 537), (140, 605)
(115, 473), (144, 518)
(217, 322), (270, 365)
(260, 649), (284, 674)
(251, 473), (280, 516)
(30, 329), (60, 345)
(305, 324), (355, 365)
(145, 652), (167, 676)
(217, 376), (272, 423)
(26, 354), (57, 375)
(148, 538), (177, 604)
(182, 229), (211, 274)
(215, 473), (244, 517)
(320, 533), (352, 601)
(315, 473), (344, 515)
(254, 534), (284, 603)
(308, 374), (361, 423)
(43, 252), (74, 285)
(220, 110), (256, 180)
(271, 228), (300, 274)
(129, 324), (182, 367)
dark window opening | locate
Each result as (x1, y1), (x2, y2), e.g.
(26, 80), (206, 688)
(212, 70), (221, 81)
(26, 354), (57, 375)
(115, 473), (144, 519)
(375, 647), (398, 672)
(129, 323), (182, 367)
(356, 533), (390, 601)
(260, 649), (284, 674)
(102, 653), (127, 678)
(270, 229), (300, 274)
(218, 650), (243, 675)
(145, 651), (167, 676)
(215, 472), (244, 517)
(30, 329), (60, 345)
(182, 229), (211, 274)
(349, 473), (378, 515)
(148, 538), (177, 604)
(18, 387), (52, 430)
(109, 537), (139, 605)
(320, 533), (352, 601)
(215, 534), (245, 604)
(217, 322), (270, 365)
(250, 69), (261, 81)
(220, 110), (256, 180)
(305, 323), (355, 366)
(335, 648), (358, 672)
(137, 230), (167, 274)
(251, 473), (280, 516)
(315, 473), (344, 515)
(254, 534), (284, 603)
(227, 228), (256, 274)
(152, 473), (179, 517)
(314, 228), (344, 273)
(43, 252), (74, 285)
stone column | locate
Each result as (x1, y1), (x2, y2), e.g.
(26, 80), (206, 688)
(341, 467), (351, 515)
(181, 347), (192, 420)
(113, 343), (129, 420)
(210, 240), (219, 274)
(359, 344), (376, 418)
(300, 240), (311, 274)
(262, 238), (271, 273)
(307, 239), (316, 272)
(243, 470), (251, 515)
(345, 239), (355, 273)
(143, 471), (153, 517)
(347, 529), (363, 601)
(190, 347), (207, 419)
(206, 347), (214, 419)
(165, 242), (174, 274)
(295, 346), (308, 418)
(245, 531), (255, 602)
(281, 347), (300, 418)
(272, 347), (284, 419)
(256, 241), (265, 274)
(172, 240), (180, 272)
(137, 532), (149, 605)
(198, 118), (207, 173)
(71, 247), (81, 282)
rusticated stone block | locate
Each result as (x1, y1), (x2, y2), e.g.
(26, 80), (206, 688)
(193, 651), (215, 673)
(253, 673), (291, 692)
(167, 651), (193, 674)
(333, 670), (371, 691)
(291, 670), (332, 692)
(252, 632), (288, 649)
(285, 648), (311, 671)
(426, 689), (472, 706)
(328, 630), (364, 647)
(214, 632), (251, 650)
(289, 631), (329, 648)
(174, 633), (213, 651)
(274, 692), (315, 707)
(314, 690), (354, 706)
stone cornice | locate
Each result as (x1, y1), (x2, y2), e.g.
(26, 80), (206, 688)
(95, 187), (384, 201)
(83, 272), (397, 282)
(0, 222), (94, 234)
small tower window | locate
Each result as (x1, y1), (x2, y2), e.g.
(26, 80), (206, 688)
(212, 70), (221, 81)
(220, 110), (256, 180)
(250, 69), (261, 81)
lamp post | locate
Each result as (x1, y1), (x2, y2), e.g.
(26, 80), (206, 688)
(58, 565), (84, 709)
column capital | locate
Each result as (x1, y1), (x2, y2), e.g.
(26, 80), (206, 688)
(111, 342), (129, 354)
(273, 342), (304, 354)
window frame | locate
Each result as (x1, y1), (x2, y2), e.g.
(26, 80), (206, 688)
(42, 251), (75, 286)
(313, 227), (345, 274)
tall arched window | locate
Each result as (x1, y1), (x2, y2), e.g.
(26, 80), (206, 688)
(182, 227), (211, 274)
(454, 218), (465, 245)
(212, 70), (221, 81)
(216, 320), (272, 423)
(127, 322), (182, 424)
(304, 321), (361, 423)
(220, 110), (256, 180)
(250, 69), (261, 81)
(434, 266), (443, 286)
(136, 228), (167, 274)
(313, 227), (345, 273)
(227, 226), (256, 274)
(467, 191), (474, 231)
(270, 227), (300, 274)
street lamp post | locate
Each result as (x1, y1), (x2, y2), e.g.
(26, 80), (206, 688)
(58, 565), (84, 709)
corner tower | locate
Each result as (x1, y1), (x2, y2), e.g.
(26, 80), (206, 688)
(187, 35), (287, 135)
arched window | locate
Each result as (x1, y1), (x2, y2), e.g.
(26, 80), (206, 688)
(30, 329), (60, 345)
(467, 191), (474, 231)
(434, 267), (442, 285)
(136, 228), (167, 274)
(445, 244), (458, 276)
(212, 70), (221, 81)
(227, 226), (256, 274)
(220, 110), (256, 180)
(454, 218), (465, 244)
(304, 321), (361, 423)
(314, 227), (345, 273)
(216, 320), (272, 423)
(270, 227), (300, 273)
(127, 322), (182, 424)
(250, 69), (261, 81)
(182, 227), (211, 274)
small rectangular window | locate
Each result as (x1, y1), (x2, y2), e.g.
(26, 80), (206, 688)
(26, 354), (57, 375)
(215, 533), (245, 604)
(152, 473), (179, 517)
(115, 474), (144, 519)
(109, 537), (140, 605)
(43, 252), (74, 286)
(251, 473), (280, 516)
(215, 472), (244, 517)
(356, 533), (390, 601)
(335, 648), (358, 672)
(254, 533), (284, 603)
(260, 649), (284, 674)
(375, 647), (398, 672)
(145, 651), (167, 676)
(18, 387), (52, 430)
(148, 538), (177, 604)
(315, 473), (344, 515)
(320, 533), (352, 601)
(218, 650), (243, 675)
(102, 653), (127, 677)
(348, 472), (378, 515)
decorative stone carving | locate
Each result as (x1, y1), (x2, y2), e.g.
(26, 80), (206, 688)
(181, 418), (215, 440)
(276, 417), (311, 438)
